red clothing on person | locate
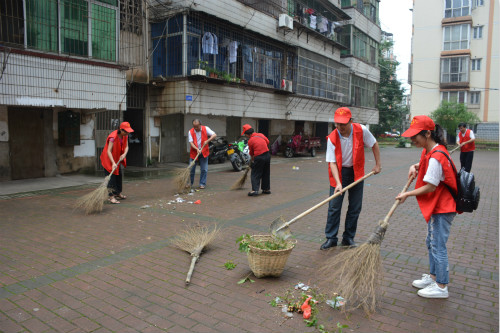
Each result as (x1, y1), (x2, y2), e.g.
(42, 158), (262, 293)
(459, 129), (475, 152)
(100, 130), (128, 175)
(189, 126), (210, 159)
(415, 145), (458, 222)
(248, 133), (269, 157)
(327, 123), (365, 188)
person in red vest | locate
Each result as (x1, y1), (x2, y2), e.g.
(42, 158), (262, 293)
(242, 124), (271, 196)
(321, 107), (381, 250)
(456, 123), (476, 172)
(396, 115), (458, 299)
(100, 122), (134, 204)
(188, 119), (217, 189)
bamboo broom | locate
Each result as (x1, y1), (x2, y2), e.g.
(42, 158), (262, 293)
(174, 142), (208, 193)
(230, 166), (251, 190)
(320, 176), (415, 315)
(171, 224), (220, 285)
(74, 157), (123, 215)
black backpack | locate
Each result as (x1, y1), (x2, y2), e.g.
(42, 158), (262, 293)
(432, 150), (480, 213)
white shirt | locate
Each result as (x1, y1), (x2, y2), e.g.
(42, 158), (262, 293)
(188, 126), (215, 149)
(423, 144), (444, 186)
(456, 129), (475, 144)
(325, 124), (377, 167)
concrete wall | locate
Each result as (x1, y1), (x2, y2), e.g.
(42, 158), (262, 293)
(150, 80), (379, 125)
(0, 53), (126, 110)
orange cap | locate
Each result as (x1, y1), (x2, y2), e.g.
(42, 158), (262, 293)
(120, 121), (134, 133)
(241, 124), (252, 136)
(334, 107), (352, 124)
(402, 115), (435, 137)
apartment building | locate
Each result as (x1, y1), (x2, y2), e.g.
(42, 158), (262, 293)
(410, 0), (498, 141)
(147, 0), (381, 162)
(0, 0), (382, 178)
(0, 0), (147, 180)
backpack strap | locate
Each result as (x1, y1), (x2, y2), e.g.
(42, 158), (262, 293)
(430, 150), (459, 200)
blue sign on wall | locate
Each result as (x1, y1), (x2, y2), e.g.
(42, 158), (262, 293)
(186, 95), (193, 101)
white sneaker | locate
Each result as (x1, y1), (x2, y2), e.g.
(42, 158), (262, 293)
(412, 274), (434, 289)
(417, 282), (449, 298)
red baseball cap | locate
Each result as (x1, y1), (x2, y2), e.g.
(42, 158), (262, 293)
(241, 124), (252, 136)
(334, 107), (352, 124)
(402, 115), (435, 137)
(120, 121), (134, 133)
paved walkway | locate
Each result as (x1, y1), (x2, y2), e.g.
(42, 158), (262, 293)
(0, 147), (498, 333)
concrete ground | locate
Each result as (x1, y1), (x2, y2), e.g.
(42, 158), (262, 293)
(0, 147), (498, 333)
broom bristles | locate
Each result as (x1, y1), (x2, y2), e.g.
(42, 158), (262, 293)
(230, 167), (250, 190)
(74, 178), (110, 215)
(319, 242), (382, 315)
(174, 167), (191, 193)
(171, 224), (220, 254)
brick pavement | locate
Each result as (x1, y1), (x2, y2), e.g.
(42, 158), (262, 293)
(0, 147), (498, 333)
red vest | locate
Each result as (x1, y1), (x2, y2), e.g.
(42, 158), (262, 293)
(100, 130), (127, 175)
(415, 145), (458, 222)
(459, 129), (475, 152)
(190, 126), (210, 159)
(327, 123), (365, 187)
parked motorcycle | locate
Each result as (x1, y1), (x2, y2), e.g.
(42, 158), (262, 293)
(227, 138), (251, 171)
(208, 137), (229, 164)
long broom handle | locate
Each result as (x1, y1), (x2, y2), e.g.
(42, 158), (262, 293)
(379, 175), (415, 228)
(276, 171), (376, 231)
(185, 255), (198, 285)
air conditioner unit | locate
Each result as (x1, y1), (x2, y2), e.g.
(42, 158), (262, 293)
(283, 80), (293, 92)
(278, 14), (293, 31)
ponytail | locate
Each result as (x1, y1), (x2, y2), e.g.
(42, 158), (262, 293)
(417, 124), (447, 147)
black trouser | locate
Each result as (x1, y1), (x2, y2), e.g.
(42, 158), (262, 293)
(251, 152), (271, 192)
(104, 167), (122, 196)
(460, 151), (474, 173)
(325, 167), (364, 242)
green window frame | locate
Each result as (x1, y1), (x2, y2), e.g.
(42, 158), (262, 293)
(25, 0), (117, 61)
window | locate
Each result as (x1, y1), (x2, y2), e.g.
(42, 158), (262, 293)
(471, 58), (481, 70)
(0, 0), (25, 46)
(441, 56), (469, 83)
(25, 0), (118, 61)
(443, 24), (469, 50)
(441, 91), (467, 103)
(444, 0), (470, 18)
(297, 48), (350, 103)
(473, 26), (483, 39)
(469, 91), (480, 104)
(472, 0), (484, 7)
(152, 13), (286, 89)
(351, 76), (378, 108)
(351, 27), (378, 65)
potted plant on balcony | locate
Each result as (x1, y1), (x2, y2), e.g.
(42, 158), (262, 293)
(191, 60), (207, 76)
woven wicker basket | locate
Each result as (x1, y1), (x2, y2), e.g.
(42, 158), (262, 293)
(247, 235), (296, 278)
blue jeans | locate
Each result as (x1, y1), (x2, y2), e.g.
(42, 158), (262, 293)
(190, 155), (208, 187)
(426, 213), (455, 285)
(325, 167), (364, 242)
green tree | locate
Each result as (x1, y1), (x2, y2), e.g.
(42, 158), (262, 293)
(430, 101), (480, 142)
(372, 40), (408, 137)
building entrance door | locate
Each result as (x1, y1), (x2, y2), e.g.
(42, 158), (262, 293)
(8, 108), (45, 179)
(161, 114), (183, 162)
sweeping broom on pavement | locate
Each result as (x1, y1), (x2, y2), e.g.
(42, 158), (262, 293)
(174, 142), (208, 193)
(230, 166), (251, 190)
(171, 224), (220, 285)
(74, 157), (124, 215)
(319, 175), (415, 315)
